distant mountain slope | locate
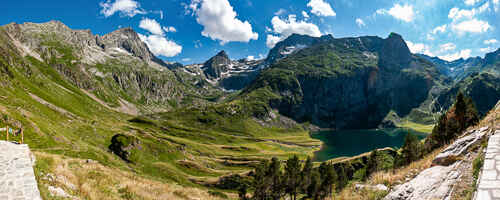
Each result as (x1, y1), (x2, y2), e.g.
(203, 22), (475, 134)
(2, 21), (222, 114)
(237, 33), (448, 129)
(417, 54), (484, 81)
(433, 48), (500, 115)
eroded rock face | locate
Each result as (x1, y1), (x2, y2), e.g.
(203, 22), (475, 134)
(432, 127), (488, 166)
(383, 162), (461, 200)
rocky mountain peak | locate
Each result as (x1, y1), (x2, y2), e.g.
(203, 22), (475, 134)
(203, 50), (232, 79)
(379, 32), (412, 69)
(485, 48), (500, 65)
(215, 50), (229, 59)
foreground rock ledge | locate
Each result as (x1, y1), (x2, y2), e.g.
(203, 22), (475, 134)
(384, 127), (490, 200)
(0, 141), (42, 200)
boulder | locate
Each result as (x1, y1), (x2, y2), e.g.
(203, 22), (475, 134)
(383, 162), (461, 200)
(355, 183), (389, 191)
(432, 127), (488, 166)
(108, 134), (140, 163)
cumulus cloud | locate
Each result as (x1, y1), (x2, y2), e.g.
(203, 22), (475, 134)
(139, 18), (164, 35)
(484, 39), (498, 44)
(138, 18), (182, 57)
(275, 9), (287, 16)
(440, 43), (457, 52)
(465, 0), (480, 6)
(432, 25), (447, 34)
(190, 0), (258, 44)
(406, 41), (433, 56)
(355, 18), (366, 27)
(451, 19), (491, 34)
(100, 0), (146, 17)
(377, 4), (415, 22)
(438, 49), (472, 61)
(307, 0), (336, 17)
(480, 47), (495, 52)
(302, 11), (310, 19)
(163, 26), (177, 33)
(266, 15), (322, 48)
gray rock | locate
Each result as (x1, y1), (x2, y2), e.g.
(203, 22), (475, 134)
(384, 162), (461, 200)
(432, 128), (487, 166)
(355, 183), (389, 191)
(48, 186), (70, 198)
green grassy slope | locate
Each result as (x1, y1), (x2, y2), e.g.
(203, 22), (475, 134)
(0, 27), (321, 199)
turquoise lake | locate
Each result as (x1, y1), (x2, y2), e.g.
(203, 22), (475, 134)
(311, 128), (427, 162)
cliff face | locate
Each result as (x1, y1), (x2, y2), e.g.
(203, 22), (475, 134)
(242, 33), (446, 129)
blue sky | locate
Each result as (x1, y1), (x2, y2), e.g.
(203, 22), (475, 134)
(2, 0), (500, 64)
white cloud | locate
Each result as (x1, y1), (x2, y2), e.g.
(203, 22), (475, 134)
(406, 41), (433, 56)
(182, 58), (191, 62)
(484, 39), (498, 44)
(139, 18), (164, 35)
(302, 11), (310, 19)
(432, 25), (447, 34)
(440, 43), (457, 51)
(480, 47), (495, 52)
(163, 26), (177, 33)
(376, 4), (415, 22)
(448, 3), (489, 21)
(191, 0), (258, 44)
(355, 18), (366, 27)
(266, 35), (282, 48)
(465, 0), (480, 6)
(247, 54), (265, 61)
(266, 15), (322, 48)
(494, 0), (499, 11)
(451, 19), (491, 34)
(275, 8), (286, 16)
(307, 0), (336, 17)
(427, 25), (447, 40)
(438, 49), (472, 61)
(138, 18), (182, 57)
(138, 34), (182, 57)
(99, 0), (146, 17)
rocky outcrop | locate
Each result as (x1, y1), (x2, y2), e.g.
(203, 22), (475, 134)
(383, 162), (461, 200)
(109, 134), (141, 163)
(432, 127), (488, 166)
(384, 126), (492, 200)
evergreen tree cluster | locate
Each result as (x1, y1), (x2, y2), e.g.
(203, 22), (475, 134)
(242, 156), (337, 200)
(426, 92), (479, 150)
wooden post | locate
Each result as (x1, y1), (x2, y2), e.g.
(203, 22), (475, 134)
(21, 128), (23, 144)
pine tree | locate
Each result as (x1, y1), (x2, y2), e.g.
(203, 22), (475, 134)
(284, 155), (301, 200)
(238, 184), (248, 200)
(366, 150), (379, 176)
(301, 156), (313, 193)
(320, 163), (337, 198)
(252, 160), (269, 200)
(398, 133), (422, 166)
(307, 170), (321, 200)
(268, 157), (283, 200)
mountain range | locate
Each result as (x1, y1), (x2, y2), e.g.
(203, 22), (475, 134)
(0, 21), (499, 199)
